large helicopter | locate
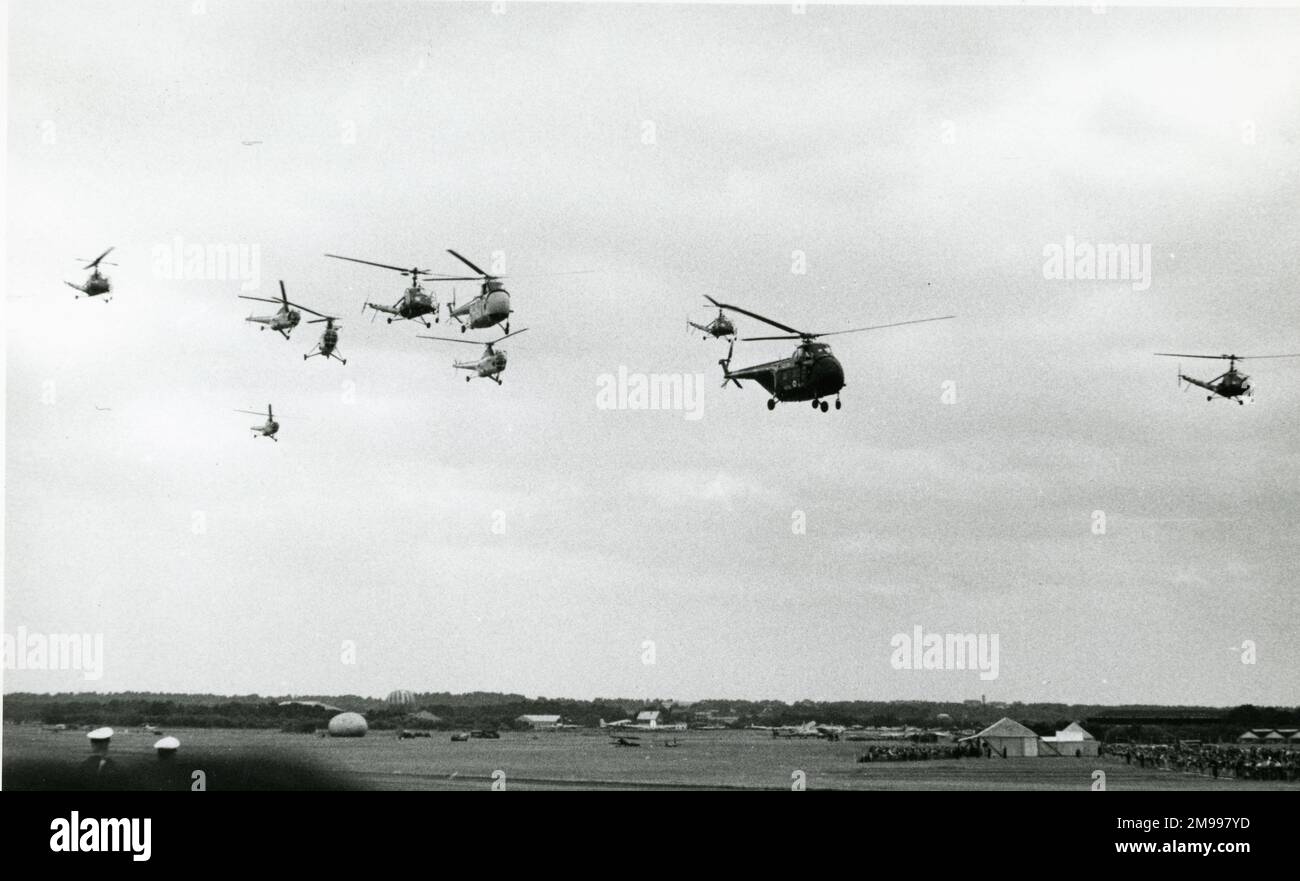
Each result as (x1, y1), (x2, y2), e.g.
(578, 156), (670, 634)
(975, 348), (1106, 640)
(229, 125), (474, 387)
(432, 250), (513, 334)
(238, 281), (328, 339)
(689, 307), (735, 340)
(430, 249), (592, 334)
(325, 253), (441, 327)
(303, 316), (346, 365)
(417, 328), (529, 385)
(1155, 352), (1300, 404)
(707, 296), (954, 412)
(236, 404), (280, 441)
(65, 247), (116, 301)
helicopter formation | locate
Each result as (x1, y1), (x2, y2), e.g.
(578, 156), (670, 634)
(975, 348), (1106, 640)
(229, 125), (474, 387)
(63, 246), (573, 440)
(64, 243), (1298, 438)
(228, 249), (546, 377)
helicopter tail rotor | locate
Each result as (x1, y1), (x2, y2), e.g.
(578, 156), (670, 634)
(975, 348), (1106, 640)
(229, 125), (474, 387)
(719, 340), (737, 387)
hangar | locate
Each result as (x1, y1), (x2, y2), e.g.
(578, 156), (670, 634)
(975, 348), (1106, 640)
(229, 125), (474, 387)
(962, 717), (1039, 757)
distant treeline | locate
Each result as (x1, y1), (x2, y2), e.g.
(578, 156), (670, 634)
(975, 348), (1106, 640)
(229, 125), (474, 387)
(5, 693), (1297, 741)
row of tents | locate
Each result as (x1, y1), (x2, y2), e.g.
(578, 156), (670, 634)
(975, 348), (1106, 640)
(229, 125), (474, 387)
(1238, 728), (1300, 745)
(964, 718), (1300, 755)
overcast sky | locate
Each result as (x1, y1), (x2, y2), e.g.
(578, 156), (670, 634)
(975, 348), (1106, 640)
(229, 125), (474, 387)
(6, 2), (1299, 705)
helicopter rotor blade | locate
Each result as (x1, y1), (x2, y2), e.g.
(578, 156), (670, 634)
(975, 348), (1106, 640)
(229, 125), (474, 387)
(1235, 353), (1300, 360)
(493, 327), (529, 344)
(705, 296), (803, 335)
(493, 269), (596, 279)
(1154, 352), (1237, 360)
(416, 335), (483, 345)
(290, 301), (328, 318)
(446, 249), (489, 278)
(814, 315), (956, 337)
(238, 295), (286, 306)
(742, 334), (801, 342)
(326, 254), (428, 276)
(424, 270), (593, 282)
(80, 247), (114, 270)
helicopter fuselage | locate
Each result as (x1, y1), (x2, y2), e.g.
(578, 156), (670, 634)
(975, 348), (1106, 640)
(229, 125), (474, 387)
(457, 348), (508, 379)
(67, 273), (112, 298)
(691, 313), (735, 339)
(247, 307), (300, 333)
(727, 344), (846, 402)
(369, 286), (437, 323)
(252, 419), (279, 439)
(398, 285), (436, 319)
(1183, 370), (1250, 400)
(318, 326), (339, 355)
(451, 283), (511, 330)
(83, 272), (111, 295)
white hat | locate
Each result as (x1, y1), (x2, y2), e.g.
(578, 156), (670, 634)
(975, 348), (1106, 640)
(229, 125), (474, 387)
(154, 736), (180, 752)
(87, 727), (114, 741)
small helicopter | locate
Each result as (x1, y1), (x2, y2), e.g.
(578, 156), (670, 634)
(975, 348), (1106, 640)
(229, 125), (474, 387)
(1155, 351), (1300, 404)
(689, 307), (736, 340)
(65, 247), (116, 301)
(417, 328), (529, 385)
(303, 316), (346, 364)
(325, 253), (440, 327)
(707, 296), (954, 412)
(238, 281), (329, 339)
(235, 404), (280, 441)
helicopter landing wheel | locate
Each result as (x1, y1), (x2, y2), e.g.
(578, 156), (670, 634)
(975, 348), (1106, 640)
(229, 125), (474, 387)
(767, 399), (776, 411)
(466, 376), (471, 383)
(811, 399), (819, 409)
(835, 399), (841, 410)
(461, 325), (466, 333)
(1207, 396), (1212, 401)
(386, 318), (393, 324)
(820, 401), (829, 413)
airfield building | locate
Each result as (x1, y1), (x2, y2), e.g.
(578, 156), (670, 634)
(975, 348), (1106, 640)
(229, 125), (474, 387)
(1039, 721), (1099, 757)
(516, 714), (561, 730)
(963, 717), (1039, 757)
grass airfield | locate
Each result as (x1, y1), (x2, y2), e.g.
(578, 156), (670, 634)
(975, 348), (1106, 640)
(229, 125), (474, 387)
(4, 725), (1293, 791)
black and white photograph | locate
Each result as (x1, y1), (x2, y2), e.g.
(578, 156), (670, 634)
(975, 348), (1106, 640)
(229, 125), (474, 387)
(3, 0), (1298, 826)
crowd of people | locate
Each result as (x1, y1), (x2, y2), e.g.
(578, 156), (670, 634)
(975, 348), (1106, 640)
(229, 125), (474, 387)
(856, 740), (986, 762)
(1101, 742), (1300, 781)
(851, 738), (1299, 779)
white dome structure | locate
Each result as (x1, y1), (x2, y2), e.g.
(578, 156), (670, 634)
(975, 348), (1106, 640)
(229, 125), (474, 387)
(328, 712), (368, 737)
